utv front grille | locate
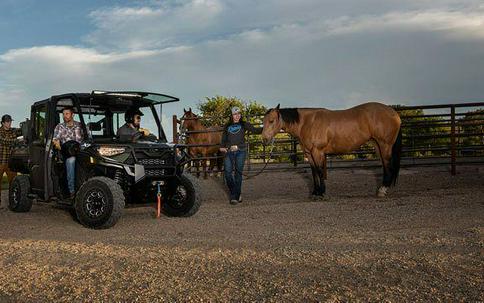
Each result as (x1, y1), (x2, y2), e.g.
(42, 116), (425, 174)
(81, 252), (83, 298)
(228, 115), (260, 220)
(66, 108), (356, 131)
(145, 168), (175, 177)
(132, 147), (177, 177)
(138, 158), (168, 166)
(134, 149), (175, 166)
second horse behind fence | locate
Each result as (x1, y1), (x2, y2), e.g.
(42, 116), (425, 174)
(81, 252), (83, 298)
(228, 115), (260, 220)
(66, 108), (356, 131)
(180, 108), (224, 178)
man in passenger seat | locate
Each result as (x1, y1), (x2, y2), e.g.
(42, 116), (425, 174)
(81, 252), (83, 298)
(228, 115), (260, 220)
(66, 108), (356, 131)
(52, 106), (84, 199)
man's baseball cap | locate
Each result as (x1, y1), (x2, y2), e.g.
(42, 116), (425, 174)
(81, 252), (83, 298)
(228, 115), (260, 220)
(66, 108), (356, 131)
(231, 107), (241, 115)
(1, 114), (13, 123)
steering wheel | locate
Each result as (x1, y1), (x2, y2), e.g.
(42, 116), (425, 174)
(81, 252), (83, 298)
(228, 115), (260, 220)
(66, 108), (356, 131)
(61, 140), (81, 159)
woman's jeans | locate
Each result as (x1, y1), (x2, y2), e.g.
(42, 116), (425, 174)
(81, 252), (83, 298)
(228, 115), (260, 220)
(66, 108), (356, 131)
(224, 150), (246, 200)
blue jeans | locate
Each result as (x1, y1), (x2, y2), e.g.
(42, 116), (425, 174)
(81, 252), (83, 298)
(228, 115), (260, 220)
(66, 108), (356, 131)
(224, 150), (246, 200)
(65, 156), (76, 194)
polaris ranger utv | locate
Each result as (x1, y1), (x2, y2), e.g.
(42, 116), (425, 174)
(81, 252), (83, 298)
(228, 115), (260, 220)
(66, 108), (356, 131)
(8, 91), (200, 229)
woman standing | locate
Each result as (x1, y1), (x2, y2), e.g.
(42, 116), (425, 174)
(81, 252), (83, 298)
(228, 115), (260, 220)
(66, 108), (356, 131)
(219, 107), (262, 205)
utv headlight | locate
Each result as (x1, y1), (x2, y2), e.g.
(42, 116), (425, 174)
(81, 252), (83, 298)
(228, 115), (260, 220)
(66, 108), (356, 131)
(98, 146), (126, 157)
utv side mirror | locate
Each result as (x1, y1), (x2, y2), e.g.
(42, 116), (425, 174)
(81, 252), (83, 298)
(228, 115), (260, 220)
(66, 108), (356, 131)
(20, 119), (31, 142)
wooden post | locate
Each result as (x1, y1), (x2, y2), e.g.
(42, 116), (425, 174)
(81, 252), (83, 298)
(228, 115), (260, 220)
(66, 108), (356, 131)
(292, 137), (297, 167)
(323, 154), (328, 180)
(246, 115), (251, 172)
(262, 142), (266, 164)
(172, 115), (178, 144)
(450, 106), (456, 175)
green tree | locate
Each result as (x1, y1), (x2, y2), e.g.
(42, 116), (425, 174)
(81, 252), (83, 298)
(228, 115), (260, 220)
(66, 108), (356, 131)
(197, 96), (267, 126)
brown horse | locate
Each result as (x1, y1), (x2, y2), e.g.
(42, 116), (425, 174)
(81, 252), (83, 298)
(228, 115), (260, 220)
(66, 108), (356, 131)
(261, 102), (402, 198)
(180, 108), (223, 178)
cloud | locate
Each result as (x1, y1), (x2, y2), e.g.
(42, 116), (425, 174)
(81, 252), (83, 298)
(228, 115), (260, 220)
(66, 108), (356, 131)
(85, 0), (224, 50)
(324, 10), (484, 39)
(83, 0), (484, 50)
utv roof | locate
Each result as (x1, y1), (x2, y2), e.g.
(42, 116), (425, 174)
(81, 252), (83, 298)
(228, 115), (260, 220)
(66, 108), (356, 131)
(33, 90), (179, 108)
(91, 91), (179, 105)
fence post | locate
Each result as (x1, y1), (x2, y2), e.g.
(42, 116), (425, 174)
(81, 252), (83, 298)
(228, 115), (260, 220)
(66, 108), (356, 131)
(172, 115), (178, 144)
(246, 115), (251, 172)
(450, 106), (456, 175)
(323, 154), (328, 180)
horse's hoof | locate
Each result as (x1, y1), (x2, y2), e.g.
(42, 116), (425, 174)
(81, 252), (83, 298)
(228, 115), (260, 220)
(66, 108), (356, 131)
(310, 194), (325, 201)
(376, 186), (388, 198)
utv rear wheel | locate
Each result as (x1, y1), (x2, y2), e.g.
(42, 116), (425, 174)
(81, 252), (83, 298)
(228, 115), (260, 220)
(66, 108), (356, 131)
(75, 177), (125, 229)
(164, 173), (201, 217)
(8, 175), (32, 212)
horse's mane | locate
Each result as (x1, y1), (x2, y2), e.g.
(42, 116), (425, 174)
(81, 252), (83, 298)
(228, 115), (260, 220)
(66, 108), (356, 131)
(279, 108), (299, 124)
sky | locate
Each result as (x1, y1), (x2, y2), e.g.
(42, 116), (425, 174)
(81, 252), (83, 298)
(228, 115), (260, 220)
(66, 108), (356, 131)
(1, 0), (483, 140)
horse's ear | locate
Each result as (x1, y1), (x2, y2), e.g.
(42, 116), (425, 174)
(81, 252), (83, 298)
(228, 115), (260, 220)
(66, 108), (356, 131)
(183, 108), (187, 113)
(275, 103), (280, 110)
(189, 107), (192, 112)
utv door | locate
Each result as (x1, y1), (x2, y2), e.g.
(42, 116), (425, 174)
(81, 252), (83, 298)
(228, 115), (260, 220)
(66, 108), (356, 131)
(29, 103), (48, 195)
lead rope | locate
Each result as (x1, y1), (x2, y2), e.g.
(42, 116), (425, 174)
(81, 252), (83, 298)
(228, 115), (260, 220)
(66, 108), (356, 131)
(228, 137), (275, 180)
(156, 181), (162, 218)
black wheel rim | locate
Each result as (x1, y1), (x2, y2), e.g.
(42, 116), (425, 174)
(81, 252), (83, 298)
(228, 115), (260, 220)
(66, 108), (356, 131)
(168, 185), (189, 209)
(84, 188), (107, 218)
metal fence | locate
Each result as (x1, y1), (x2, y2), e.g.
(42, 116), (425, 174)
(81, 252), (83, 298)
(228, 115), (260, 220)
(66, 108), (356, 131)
(173, 102), (484, 176)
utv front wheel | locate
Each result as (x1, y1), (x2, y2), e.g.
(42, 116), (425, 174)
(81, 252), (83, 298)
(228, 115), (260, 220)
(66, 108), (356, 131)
(8, 175), (32, 212)
(164, 173), (201, 217)
(75, 177), (125, 229)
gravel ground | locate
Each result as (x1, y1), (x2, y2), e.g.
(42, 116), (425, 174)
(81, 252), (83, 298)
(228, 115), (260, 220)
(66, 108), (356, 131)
(0, 166), (483, 302)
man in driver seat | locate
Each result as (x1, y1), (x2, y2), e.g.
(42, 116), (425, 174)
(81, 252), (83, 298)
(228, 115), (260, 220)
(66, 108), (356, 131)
(117, 107), (151, 142)
(53, 106), (84, 199)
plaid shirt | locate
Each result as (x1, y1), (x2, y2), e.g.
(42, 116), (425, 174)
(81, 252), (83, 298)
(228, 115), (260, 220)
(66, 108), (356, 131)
(0, 126), (21, 165)
(53, 121), (84, 144)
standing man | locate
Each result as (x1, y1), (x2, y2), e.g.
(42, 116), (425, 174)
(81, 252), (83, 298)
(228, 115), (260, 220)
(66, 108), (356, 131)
(0, 114), (21, 207)
(53, 106), (84, 198)
(219, 107), (262, 205)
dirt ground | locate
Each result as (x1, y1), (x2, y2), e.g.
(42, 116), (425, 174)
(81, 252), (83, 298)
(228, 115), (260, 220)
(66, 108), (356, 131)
(0, 165), (483, 302)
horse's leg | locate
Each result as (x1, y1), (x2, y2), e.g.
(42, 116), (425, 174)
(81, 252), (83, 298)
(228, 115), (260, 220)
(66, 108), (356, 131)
(209, 155), (218, 177)
(375, 140), (392, 197)
(216, 152), (223, 177)
(310, 165), (320, 197)
(309, 149), (326, 198)
(305, 151), (319, 196)
(195, 158), (201, 178)
(202, 157), (208, 179)
(208, 157), (215, 177)
(316, 153), (326, 196)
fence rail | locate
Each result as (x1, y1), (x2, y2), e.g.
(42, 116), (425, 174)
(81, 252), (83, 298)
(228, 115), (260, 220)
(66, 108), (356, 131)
(173, 102), (484, 175)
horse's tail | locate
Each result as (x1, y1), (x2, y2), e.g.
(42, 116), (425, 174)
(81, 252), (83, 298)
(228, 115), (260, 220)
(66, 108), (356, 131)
(390, 127), (402, 186)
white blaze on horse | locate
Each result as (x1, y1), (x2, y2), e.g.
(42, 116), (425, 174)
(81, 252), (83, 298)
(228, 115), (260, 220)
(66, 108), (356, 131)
(261, 102), (402, 198)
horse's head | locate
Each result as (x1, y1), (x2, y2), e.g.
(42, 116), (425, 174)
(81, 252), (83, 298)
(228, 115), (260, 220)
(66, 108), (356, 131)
(261, 104), (282, 145)
(180, 107), (198, 133)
